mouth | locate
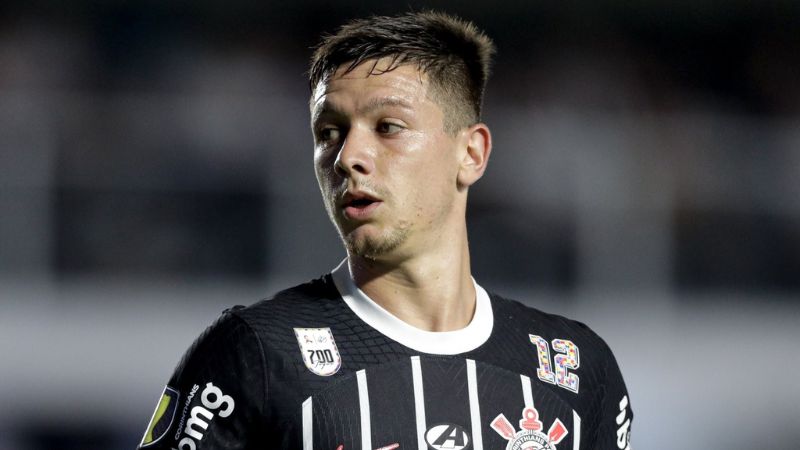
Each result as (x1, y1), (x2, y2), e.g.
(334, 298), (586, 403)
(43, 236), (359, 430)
(340, 191), (382, 219)
(347, 197), (376, 208)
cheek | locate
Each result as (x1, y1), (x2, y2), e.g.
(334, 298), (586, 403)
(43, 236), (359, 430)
(387, 133), (459, 213)
(421, 140), (460, 192)
(314, 153), (337, 188)
(407, 157), (457, 216)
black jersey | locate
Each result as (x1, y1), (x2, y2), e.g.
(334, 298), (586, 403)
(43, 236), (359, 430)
(137, 262), (633, 450)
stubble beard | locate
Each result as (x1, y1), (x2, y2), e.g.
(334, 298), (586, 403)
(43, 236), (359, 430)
(340, 223), (410, 260)
(322, 180), (411, 260)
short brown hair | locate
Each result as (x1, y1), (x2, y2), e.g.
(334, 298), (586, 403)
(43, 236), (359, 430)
(309, 11), (495, 132)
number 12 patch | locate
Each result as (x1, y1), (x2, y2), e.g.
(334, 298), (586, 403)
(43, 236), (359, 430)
(530, 335), (580, 393)
(294, 327), (342, 376)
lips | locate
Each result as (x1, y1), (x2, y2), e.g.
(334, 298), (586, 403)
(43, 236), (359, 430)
(340, 190), (382, 219)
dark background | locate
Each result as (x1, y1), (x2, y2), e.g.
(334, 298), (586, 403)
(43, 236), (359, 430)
(1, 1), (798, 449)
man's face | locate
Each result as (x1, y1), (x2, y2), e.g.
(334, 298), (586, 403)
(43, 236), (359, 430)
(311, 59), (464, 261)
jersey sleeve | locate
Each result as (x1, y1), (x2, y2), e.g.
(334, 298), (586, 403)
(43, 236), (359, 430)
(592, 339), (633, 450)
(136, 309), (266, 450)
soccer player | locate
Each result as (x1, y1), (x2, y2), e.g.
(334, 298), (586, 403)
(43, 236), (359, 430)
(137, 11), (633, 450)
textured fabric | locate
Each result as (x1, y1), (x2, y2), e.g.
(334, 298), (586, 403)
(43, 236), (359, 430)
(136, 274), (633, 450)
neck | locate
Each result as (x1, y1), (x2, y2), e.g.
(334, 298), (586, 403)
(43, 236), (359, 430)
(347, 224), (475, 332)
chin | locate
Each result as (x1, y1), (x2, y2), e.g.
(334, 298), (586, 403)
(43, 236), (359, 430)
(342, 228), (409, 260)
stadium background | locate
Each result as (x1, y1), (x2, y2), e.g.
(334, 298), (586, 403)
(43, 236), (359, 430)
(1, 1), (799, 449)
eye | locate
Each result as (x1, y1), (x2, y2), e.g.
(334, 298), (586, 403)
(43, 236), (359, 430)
(376, 121), (404, 135)
(316, 125), (341, 144)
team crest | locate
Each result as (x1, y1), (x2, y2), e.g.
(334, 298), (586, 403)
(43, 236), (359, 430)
(294, 327), (341, 376)
(491, 406), (568, 450)
(140, 386), (179, 447)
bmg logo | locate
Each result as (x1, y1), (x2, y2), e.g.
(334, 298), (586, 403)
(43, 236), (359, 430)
(175, 382), (236, 450)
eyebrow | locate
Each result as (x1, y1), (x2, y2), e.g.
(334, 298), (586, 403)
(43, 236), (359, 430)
(359, 97), (415, 115)
(314, 97), (415, 120)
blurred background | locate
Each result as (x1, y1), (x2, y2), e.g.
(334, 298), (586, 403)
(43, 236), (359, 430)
(1, 0), (799, 449)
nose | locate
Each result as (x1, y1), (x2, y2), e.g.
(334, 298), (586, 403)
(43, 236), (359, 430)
(334, 126), (375, 178)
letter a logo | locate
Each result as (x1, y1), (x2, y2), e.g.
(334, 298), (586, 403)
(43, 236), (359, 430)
(425, 423), (470, 450)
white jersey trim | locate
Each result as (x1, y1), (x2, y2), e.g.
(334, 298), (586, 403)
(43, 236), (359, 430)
(467, 359), (484, 450)
(301, 397), (312, 450)
(356, 370), (372, 450)
(411, 356), (427, 450)
(331, 259), (494, 355)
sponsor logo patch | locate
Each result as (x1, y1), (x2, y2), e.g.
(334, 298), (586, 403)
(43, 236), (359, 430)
(140, 386), (179, 447)
(175, 382), (236, 450)
(425, 423), (470, 450)
(616, 395), (631, 450)
(294, 327), (342, 376)
(491, 406), (568, 450)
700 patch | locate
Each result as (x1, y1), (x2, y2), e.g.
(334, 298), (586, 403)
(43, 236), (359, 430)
(294, 327), (342, 376)
(140, 386), (179, 447)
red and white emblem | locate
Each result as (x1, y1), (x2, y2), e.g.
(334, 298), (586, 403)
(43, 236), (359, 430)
(294, 327), (341, 376)
(491, 406), (568, 450)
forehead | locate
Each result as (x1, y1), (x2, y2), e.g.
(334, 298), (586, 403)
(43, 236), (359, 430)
(311, 59), (432, 113)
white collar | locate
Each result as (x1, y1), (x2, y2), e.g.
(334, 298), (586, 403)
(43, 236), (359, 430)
(330, 259), (494, 355)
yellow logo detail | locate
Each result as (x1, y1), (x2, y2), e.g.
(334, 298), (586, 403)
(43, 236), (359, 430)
(140, 386), (179, 447)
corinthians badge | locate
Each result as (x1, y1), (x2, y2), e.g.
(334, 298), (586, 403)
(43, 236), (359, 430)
(491, 406), (568, 450)
(294, 327), (342, 376)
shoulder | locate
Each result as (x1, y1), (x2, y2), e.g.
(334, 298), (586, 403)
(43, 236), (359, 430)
(489, 293), (599, 337)
(177, 274), (339, 369)
(486, 292), (631, 416)
(226, 274), (343, 327)
(200, 273), (353, 360)
(488, 292), (618, 361)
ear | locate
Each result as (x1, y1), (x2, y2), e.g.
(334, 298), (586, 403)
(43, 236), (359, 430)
(457, 123), (492, 189)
